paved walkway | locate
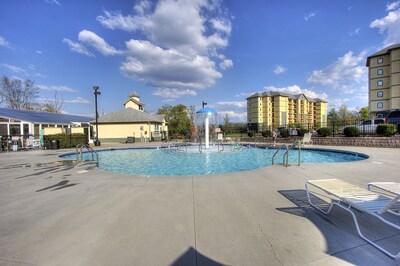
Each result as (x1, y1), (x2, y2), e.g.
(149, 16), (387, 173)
(0, 144), (399, 265)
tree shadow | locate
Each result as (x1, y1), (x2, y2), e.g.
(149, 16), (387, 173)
(170, 247), (225, 266)
(36, 180), (78, 192)
(277, 189), (400, 263)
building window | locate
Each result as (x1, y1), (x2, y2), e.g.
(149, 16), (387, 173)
(377, 80), (383, 86)
(377, 91), (383, 97)
(377, 58), (383, 64)
(377, 102), (383, 109)
(377, 69), (383, 75)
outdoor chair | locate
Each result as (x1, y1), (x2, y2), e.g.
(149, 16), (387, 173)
(300, 132), (313, 146)
(368, 182), (400, 216)
(305, 179), (400, 259)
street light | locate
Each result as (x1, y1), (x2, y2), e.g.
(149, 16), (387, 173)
(93, 86), (101, 146)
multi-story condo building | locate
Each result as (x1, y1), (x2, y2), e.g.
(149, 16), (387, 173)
(247, 91), (327, 132)
(366, 44), (400, 118)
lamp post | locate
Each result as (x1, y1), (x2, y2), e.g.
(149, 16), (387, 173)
(93, 86), (101, 146)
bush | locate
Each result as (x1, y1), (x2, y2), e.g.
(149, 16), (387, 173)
(279, 129), (290, 138)
(44, 133), (87, 149)
(317, 127), (331, 137)
(376, 124), (397, 136)
(343, 126), (360, 137)
(261, 130), (272, 137)
(297, 128), (308, 137)
(247, 132), (254, 137)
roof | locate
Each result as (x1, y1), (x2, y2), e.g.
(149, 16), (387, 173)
(129, 91), (140, 98)
(93, 107), (165, 124)
(366, 43), (400, 66)
(0, 107), (93, 124)
(246, 91), (327, 102)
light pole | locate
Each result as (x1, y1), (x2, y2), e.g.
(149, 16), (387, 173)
(93, 86), (101, 146)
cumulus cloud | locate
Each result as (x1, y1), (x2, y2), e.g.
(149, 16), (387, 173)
(122, 39), (222, 89)
(264, 85), (328, 100)
(210, 101), (247, 123)
(37, 85), (78, 93)
(273, 65), (287, 74)
(78, 30), (122, 56)
(370, 1), (400, 46)
(153, 88), (197, 99)
(220, 59), (233, 70)
(0, 36), (10, 48)
(62, 38), (94, 57)
(307, 50), (367, 90)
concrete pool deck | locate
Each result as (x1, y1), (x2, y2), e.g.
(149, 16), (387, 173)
(0, 144), (399, 265)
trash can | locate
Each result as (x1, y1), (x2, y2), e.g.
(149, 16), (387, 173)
(51, 140), (60, 150)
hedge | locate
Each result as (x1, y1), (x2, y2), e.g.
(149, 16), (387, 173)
(376, 124), (397, 136)
(261, 130), (272, 137)
(44, 133), (87, 149)
(317, 127), (331, 137)
(343, 126), (360, 137)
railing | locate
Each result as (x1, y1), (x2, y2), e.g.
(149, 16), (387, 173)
(272, 140), (301, 167)
(175, 141), (187, 152)
(216, 139), (224, 152)
(198, 139), (202, 153)
(75, 144), (98, 165)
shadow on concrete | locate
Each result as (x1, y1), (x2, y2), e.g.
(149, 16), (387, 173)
(36, 180), (78, 192)
(277, 189), (400, 264)
(15, 161), (76, 179)
(170, 247), (225, 266)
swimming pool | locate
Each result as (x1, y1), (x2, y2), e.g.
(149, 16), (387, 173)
(61, 146), (368, 176)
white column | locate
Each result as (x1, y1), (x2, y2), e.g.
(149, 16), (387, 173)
(205, 115), (209, 149)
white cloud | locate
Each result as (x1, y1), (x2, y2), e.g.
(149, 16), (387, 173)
(153, 88), (197, 99)
(307, 51), (367, 90)
(1, 64), (26, 74)
(0, 36), (10, 48)
(63, 38), (95, 57)
(304, 12), (316, 21)
(44, 0), (60, 6)
(370, 1), (400, 46)
(96, 10), (141, 32)
(78, 30), (122, 56)
(37, 85), (78, 93)
(273, 65), (287, 74)
(264, 85), (328, 100)
(235, 92), (256, 98)
(349, 28), (360, 36)
(220, 59), (233, 70)
(218, 110), (247, 122)
(212, 101), (247, 109)
(122, 39), (222, 89)
(36, 50), (43, 54)
(64, 97), (90, 104)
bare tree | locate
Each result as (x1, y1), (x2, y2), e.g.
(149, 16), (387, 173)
(1, 75), (39, 109)
(188, 105), (196, 123)
(42, 92), (64, 113)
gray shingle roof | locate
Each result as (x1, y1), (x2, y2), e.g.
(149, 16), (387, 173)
(94, 107), (164, 123)
(366, 43), (400, 66)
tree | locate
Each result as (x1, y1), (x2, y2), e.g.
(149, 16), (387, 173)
(222, 113), (230, 133)
(157, 104), (191, 138)
(1, 75), (38, 109)
(42, 92), (64, 113)
(327, 108), (339, 122)
(188, 105), (196, 123)
(357, 106), (369, 120)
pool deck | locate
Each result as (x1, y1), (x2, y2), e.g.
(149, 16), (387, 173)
(0, 144), (399, 266)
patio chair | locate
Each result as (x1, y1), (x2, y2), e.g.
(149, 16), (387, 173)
(368, 182), (400, 216)
(305, 179), (400, 259)
(300, 132), (313, 146)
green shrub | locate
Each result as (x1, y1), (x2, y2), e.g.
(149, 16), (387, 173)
(317, 127), (331, 137)
(279, 129), (290, 138)
(247, 132), (254, 138)
(44, 133), (87, 149)
(297, 128), (308, 137)
(376, 124), (397, 136)
(343, 126), (360, 137)
(261, 130), (272, 137)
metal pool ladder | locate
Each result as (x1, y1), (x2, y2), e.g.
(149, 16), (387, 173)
(272, 141), (301, 167)
(76, 144), (99, 165)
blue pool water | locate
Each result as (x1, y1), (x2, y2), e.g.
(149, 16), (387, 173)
(61, 146), (368, 176)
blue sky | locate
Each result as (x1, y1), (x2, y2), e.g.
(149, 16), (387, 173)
(1, 0), (400, 122)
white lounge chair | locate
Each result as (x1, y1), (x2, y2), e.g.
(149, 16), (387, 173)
(305, 179), (400, 259)
(368, 182), (400, 216)
(300, 132), (313, 146)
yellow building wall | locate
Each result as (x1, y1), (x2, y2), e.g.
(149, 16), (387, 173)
(97, 122), (167, 142)
(124, 101), (140, 110)
(44, 127), (63, 135)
